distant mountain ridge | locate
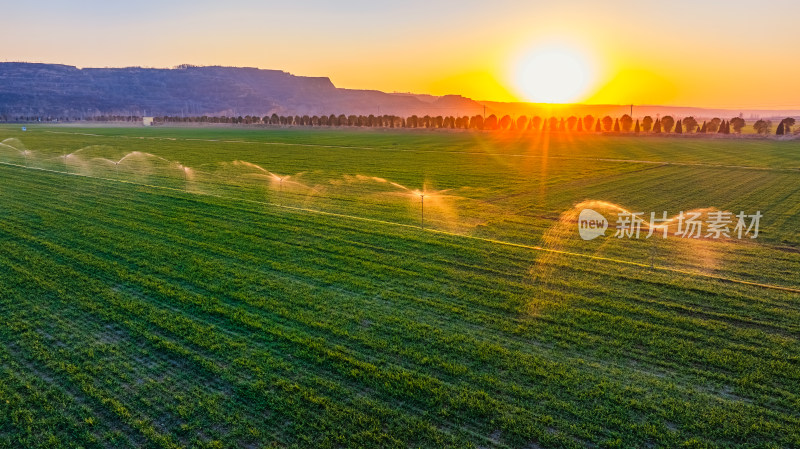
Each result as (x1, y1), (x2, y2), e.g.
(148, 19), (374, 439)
(0, 63), (797, 119)
(0, 63), (484, 118)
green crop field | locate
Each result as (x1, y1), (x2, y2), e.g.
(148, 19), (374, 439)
(0, 125), (798, 448)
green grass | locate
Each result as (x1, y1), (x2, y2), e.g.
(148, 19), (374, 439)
(0, 125), (798, 448)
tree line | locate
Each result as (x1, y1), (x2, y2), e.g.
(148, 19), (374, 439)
(151, 113), (796, 135)
(2, 113), (793, 135)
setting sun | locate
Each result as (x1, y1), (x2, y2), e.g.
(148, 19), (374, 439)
(514, 43), (595, 104)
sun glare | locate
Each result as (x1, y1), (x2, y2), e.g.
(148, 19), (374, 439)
(514, 43), (595, 104)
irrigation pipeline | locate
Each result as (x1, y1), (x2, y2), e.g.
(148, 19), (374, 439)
(2, 160), (800, 295)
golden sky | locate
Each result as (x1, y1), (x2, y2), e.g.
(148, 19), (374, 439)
(2, 0), (798, 109)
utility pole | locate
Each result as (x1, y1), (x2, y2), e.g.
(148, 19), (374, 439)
(649, 235), (658, 269)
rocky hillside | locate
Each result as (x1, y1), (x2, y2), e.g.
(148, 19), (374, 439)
(0, 63), (483, 118)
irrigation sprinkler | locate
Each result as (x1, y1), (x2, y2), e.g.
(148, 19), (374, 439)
(277, 176), (284, 206)
(23, 150), (29, 167)
(62, 154), (68, 172)
(114, 161), (120, 179)
(419, 193), (425, 229)
(181, 166), (193, 192)
(649, 233), (658, 269)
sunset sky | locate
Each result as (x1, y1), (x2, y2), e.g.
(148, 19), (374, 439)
(2, 0), (798, 109)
